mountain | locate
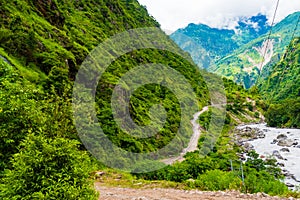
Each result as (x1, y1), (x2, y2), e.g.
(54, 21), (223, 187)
(170, 14), (270, 69)
(1, 1), (298, 198)
(171, 12), (300, 89)
(259, 37), (300, 128)
(259, 37), (300, 101)
(214, 12), (300, 88)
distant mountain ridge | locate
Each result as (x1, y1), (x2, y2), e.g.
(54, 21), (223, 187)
(171, 12), (300, 88)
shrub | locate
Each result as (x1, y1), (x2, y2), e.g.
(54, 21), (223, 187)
(192, 170), (241, 191)
(0, 134), (98, 200)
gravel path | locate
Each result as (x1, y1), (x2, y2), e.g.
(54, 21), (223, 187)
(161, 106), (209, 165)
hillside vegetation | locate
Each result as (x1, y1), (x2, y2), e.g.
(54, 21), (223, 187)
(0, 0), (299, 199)
(259, 37), (300, 128)
(0, 0), (210, 199)
(171, 12), (300, 89)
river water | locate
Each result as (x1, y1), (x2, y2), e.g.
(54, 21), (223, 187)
(237, 123), (300, 188)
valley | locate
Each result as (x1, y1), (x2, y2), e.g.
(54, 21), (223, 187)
(0, 0), (299, 199)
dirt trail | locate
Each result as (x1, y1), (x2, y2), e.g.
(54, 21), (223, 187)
(161, 106), (209, 165)
(96, 185), (293, 200)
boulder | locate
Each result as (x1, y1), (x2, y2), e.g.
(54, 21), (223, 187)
(257, 132), (265, 139)
(271, 139), (278, 144)
(244, 142), (254, 151)
(277, 162), (285, 167)
(280, 148), (290, 152)
(278, 139), (295, 147)
(272, 150), (284, 160)
(277, 134), (288, 140)
(286, 183), (295, 188)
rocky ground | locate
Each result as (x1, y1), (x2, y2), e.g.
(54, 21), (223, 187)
(96, 184), (297, 200)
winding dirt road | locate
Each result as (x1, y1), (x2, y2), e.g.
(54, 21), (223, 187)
(161, 106), (209, 165)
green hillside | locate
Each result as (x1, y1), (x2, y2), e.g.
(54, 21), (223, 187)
(212, 12), (300, 88)
(259, 37), (300, 128)
(0, 0), (209, 199)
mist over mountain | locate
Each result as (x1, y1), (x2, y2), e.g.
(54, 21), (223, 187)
(171, 12), (300, 88)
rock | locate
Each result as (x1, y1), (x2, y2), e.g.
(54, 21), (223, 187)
(277, 139), (295, 147)
(280, 148), (290, 152)
(296, 145), (300, 148)
(286, 183), (295, 188)
(277, 134), (288, 140)
(132, 197), (148, 200)
(277, 162), (285, 167)
(95, 171), (105, 178)
(187, 178), (195, 183)
(291, 175), (300, 182)
(272, 150), (284, 160)
(244, 142), (254, 151)
(257, 132), (266, 139)
(271, 139), (278, 144)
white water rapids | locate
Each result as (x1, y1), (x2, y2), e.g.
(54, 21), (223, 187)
(237, 123), (300, 189)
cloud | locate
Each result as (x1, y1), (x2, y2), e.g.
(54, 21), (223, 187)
(138, 0), (300, 31)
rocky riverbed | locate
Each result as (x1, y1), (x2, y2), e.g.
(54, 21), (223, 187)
(235, 124), (300, 190)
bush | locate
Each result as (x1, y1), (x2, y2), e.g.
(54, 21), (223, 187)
(0, 134), (98, 200)
(192, 170), (241, 191)
(244, 170), (288, 196)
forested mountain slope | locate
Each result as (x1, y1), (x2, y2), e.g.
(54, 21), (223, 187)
(171, 12), (300, 89)
(170, 14), (271, 69)
(259, 37), (300, 128)
(0, 0), (209, 199)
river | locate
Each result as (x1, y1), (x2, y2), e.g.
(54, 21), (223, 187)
(237, 123), (300, 189)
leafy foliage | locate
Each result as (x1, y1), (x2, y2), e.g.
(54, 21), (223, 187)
(0, 135), (97, 200)
(259, 37), (300, 128)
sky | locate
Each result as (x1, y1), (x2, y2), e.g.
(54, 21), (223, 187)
(138, 0), (300, 32)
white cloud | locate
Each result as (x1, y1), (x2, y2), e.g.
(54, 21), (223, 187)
(138, 0), (300, 31)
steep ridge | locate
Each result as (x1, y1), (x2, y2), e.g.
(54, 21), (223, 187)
(259, 37), (300, 128)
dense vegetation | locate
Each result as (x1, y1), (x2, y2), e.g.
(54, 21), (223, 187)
(0, 0), (298, 199)
(135, 77), (297, 196)
(0, 0), (209, 198)
(259, 37), (300, 128)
